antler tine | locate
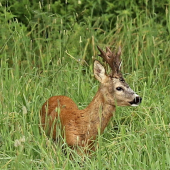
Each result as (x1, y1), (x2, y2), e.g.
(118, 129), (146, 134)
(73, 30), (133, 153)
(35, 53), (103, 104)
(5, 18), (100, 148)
(115, 46), (121, 69)
(97, 46), (122, 77)
(106, 46), (112, 53)
(97, 46), (115, 70)
(97, 46), (108, 61)
(117, 46), (121, 57)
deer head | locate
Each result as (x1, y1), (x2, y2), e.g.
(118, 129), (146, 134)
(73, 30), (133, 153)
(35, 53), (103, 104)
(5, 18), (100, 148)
(94, 46), (142, 106)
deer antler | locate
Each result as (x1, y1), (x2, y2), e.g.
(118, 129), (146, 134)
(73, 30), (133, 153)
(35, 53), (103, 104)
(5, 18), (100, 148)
(97, 46), (122, 77)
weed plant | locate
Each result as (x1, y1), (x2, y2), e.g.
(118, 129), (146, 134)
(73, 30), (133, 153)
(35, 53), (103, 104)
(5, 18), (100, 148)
(1, 1), (170, 169)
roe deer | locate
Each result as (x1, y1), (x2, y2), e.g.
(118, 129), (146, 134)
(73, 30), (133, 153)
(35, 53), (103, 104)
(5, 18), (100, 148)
(40, 46), (142, 152)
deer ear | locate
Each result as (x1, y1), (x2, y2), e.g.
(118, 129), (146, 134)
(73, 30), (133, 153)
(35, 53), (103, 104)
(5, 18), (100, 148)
(94, 60), (107, 83)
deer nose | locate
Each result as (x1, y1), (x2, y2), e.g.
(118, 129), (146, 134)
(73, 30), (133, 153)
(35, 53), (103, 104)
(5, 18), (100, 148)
(129, 96), (142, 106)
(134, 96), (142, 104)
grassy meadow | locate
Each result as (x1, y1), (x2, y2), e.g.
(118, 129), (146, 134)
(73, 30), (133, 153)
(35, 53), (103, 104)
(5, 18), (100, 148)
(1, 1), (170, 169)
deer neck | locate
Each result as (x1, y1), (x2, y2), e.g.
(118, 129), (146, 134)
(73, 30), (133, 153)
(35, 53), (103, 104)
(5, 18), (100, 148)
(84, 86), (116, 133)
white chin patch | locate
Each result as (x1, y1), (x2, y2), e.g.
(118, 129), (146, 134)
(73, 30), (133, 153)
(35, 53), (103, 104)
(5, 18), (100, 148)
(131, 104), (139, 107)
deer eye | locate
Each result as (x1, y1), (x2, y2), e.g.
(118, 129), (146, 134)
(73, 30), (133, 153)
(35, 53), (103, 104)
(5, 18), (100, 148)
(116, 87), (123, 91)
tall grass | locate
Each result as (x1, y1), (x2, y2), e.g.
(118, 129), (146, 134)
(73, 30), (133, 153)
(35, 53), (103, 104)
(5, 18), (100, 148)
(1, 1), (170, 170)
